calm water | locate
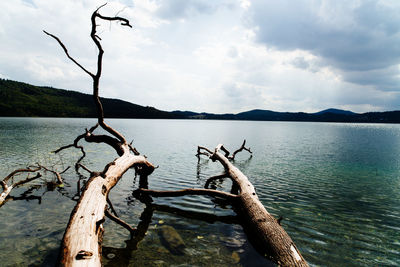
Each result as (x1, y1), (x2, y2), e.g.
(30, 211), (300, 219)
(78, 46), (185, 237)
(0, 118), (399, 266)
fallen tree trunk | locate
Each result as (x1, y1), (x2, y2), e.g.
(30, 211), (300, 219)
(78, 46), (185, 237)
(59, 144), (154, 266)
(44, 4), (306, 266)
(211, 145), (307, 266)
(138, 142), (308, 266)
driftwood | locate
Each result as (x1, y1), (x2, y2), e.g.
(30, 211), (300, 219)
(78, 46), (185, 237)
(137, 142), (308, 266)
(42, 4), (307, 266)
(0, 165), (65, 207)
(45, 4), (155, 266)
(0, 167), (42, 207)
(58, 144), (153, 266)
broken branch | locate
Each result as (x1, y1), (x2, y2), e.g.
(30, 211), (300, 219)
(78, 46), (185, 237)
(105, 207), (136, 237)
(1, 167), (42, 207)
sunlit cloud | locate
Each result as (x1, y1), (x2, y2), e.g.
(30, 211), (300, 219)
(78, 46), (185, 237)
(0, 0), (399, 113)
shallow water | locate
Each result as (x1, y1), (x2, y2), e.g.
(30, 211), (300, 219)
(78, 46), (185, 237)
(0, 118), (399, 266)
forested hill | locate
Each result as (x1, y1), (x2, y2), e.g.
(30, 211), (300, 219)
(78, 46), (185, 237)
(1, 78), (400, 123)
(0, 79), (181, 119)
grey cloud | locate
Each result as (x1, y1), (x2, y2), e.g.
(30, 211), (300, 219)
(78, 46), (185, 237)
(290, 57), (310, 69)
(247, 0), (400, 90)
(156, 0), (232, 19)
(342, 66), (400, 92)
(222, 82), (265, 110)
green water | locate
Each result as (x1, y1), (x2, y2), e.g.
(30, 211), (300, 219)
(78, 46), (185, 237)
(0, 118), (399, 266)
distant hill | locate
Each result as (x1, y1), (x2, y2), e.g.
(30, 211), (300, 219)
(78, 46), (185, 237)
(0, 79), (182, 119)
(315, 108), (356, 115)
(1, 78), (400, 123)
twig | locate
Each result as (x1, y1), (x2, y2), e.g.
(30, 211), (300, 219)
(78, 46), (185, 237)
(77, 164), (93, 175)
(229, 139), (252, 160)
(105, 208), (136, 237)
(106, 197), (118, 217)
(43, 31), (95, 78)
(38, 164), (65, 184)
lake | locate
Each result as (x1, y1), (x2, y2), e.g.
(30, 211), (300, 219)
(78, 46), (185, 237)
(0, 118), (399, 266)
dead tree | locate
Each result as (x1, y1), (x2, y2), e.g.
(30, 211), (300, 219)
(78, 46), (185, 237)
(137, 141), (309, 266)
(0, 165), (65, 207)
(0, 167), (42, 207)
(44, 4), (155, 266)
(43, 4), (307, 266)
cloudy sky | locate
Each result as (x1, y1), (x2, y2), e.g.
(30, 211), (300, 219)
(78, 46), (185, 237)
(1, 0), (399, 113)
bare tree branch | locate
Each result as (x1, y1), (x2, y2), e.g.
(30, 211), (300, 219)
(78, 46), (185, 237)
(230, 139), (252, 160)
(89, 5), (132, 143)
(1, 167), (42, 207)
(196, 146), (213, 158)
(45, 7), (156, 265)
(38, 164), (66, 184)
(105, 208), (136, 237)
(43, 30), (95, 78)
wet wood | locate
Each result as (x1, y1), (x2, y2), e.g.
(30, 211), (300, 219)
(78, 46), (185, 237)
(45, 6), (155, 266)
(213, 147), (307, 266)
(59, 144), (154, 266)
(0, 167), (41, 207)
(141, 143), (308, 266)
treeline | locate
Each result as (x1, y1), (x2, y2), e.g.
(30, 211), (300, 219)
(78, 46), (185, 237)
(1, 78), (399, 123)
(0, 79), (180, 119)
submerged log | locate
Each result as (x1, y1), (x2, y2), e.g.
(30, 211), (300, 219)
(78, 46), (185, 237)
(44, 4), (306, 266)
(138, 142), (308, 266)
(211, 145), (307, 266)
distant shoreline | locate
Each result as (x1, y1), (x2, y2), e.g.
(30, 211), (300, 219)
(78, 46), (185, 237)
(1, 116), (400, 125)
(1, 78), (399, 123)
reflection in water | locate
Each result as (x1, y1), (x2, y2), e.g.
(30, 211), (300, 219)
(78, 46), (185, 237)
(103, 201), (273, 267)
(103, 205), (154, 267)
(1, 118), (400, 266)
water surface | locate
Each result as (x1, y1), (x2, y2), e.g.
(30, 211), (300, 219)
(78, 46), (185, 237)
(0, 118), (399, 266)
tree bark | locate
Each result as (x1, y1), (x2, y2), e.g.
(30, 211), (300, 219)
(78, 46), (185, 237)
(58, 144), (153, 266)
(211, 147), (307, 266)
(139, 143), (308, 267)
(44, 4), (307, 266)
(44, 5), (157, 266)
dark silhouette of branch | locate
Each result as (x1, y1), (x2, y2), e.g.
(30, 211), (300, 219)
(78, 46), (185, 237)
(53, 124), (99, 171)
(136, 188), (238, 202)
(105, 208), (136, 237)
(43, 31), (94, 78)
(45, 6), (155, 265)
(44, 4), (132, 144)
(38, 164), (67, 184)
(204, 173), (229, 189)
(151, 203), (239, 225)
(230, 139), (252, 160)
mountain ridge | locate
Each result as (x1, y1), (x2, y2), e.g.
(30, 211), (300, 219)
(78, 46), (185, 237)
(1, 78), (399, 123)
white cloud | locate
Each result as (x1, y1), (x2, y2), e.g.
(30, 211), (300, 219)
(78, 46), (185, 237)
(0, 0), (399, 114)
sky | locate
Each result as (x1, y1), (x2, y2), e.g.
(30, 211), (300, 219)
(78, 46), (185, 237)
(0, 0), (399, 113)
